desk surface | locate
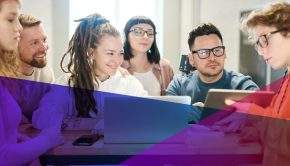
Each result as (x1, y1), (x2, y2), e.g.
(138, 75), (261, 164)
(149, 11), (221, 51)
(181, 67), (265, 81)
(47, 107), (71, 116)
(20, 125), (262, 165)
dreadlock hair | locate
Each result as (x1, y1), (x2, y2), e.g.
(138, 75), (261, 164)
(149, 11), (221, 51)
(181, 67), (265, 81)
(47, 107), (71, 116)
(60, 13), (120, 117)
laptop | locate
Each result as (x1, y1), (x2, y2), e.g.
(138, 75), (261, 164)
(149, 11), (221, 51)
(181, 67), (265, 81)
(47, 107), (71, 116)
(103, 95), (191, 144)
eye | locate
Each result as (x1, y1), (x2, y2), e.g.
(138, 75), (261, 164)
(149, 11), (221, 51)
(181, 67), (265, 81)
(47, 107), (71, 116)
(147, 31), (155, 36)
(134, 29), (143, 35)
(198, 50), (207, 55)
(107, 52), (114, 56)
(32, 41), (38, 45)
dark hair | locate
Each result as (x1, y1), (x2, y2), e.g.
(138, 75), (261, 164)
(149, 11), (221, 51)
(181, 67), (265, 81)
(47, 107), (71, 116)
(188, 23), (223, 51)
(60, 13), (120, 117)
(19, 13), (41, 28)
(123, 16), (160, 64)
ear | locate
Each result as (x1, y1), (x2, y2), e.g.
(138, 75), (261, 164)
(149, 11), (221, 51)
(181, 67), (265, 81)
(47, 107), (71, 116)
(188, 52), (195, 67)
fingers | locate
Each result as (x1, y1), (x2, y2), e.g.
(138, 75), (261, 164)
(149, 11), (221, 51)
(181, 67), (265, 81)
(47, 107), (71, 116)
(192, 102), (204, 107)
(214, 116), (232, 126)
(224, 121), (242, 133)
(225, 99), (235, 105)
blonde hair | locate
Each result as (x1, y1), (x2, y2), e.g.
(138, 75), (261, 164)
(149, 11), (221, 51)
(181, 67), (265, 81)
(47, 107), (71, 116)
(19, 13), (41, 28)
(0, 0), (21, 77)
(241, 1), (290, 36)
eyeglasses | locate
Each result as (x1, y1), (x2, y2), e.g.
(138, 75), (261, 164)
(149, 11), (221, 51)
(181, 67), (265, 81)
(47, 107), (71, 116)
(129, 27), (156, 38)
(191, 46), (225, 59)
(254, 29), (285, 49)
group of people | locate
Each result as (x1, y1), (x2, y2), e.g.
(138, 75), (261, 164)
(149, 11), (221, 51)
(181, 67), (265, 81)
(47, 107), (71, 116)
(0, 0), (290, 165)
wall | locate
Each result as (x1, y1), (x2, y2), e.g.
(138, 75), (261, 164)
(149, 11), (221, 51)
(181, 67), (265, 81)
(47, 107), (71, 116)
(22, 0), (70, 78)
(198, 0), (276, 72)
(22, 0), (284, 77)
(21, 0), (54, 67)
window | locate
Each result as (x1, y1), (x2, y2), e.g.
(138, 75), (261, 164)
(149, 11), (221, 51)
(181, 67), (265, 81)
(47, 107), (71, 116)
(69, 0), (164, 54)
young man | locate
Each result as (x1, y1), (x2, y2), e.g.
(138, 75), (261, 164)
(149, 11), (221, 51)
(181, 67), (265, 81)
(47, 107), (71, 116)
(16, 14), (54, 122)
(166, 23), (259, 122)
(18, 13), (54, 82)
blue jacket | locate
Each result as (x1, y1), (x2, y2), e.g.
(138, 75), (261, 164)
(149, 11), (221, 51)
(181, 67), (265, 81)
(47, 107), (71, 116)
(166, 70), (259, 122)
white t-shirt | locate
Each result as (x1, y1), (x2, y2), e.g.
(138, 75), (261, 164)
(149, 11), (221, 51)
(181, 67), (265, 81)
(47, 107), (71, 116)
(19, 66), (54, 83)
(134, 69), (161, 96)
(32, 70), (148, 130)
(16, 66), (54, 121)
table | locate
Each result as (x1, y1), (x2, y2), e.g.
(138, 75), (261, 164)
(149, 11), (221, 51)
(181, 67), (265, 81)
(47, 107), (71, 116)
(20, 125), (263, 165)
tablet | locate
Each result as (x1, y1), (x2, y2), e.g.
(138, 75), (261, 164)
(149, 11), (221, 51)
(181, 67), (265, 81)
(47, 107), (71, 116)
(204, 89), (275, 109)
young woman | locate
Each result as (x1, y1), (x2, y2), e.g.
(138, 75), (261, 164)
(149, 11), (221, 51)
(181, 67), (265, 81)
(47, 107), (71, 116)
(0, 0), (63, 165)
(122, 16), (174, 96)
(227, 2), (290, 165)
(33, 14), (147, 130)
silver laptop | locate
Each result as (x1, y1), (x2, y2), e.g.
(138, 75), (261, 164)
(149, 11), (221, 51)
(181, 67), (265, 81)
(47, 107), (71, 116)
(103, 95), (191, 144)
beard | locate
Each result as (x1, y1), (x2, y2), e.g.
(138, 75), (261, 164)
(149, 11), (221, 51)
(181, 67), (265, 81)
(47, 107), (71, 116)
(199, 61), (223, 77)
(200, 68), (223, 77)
(29, 57), (47, 68)
(20, 52), (47, 68)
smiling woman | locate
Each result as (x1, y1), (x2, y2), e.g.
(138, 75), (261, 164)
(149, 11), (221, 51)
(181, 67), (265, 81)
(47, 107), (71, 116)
(0, 0), (22, 77)
(32, 13), (147, 131)
(0, 0), (63, 165)
(122, 16), (174, 96)
(238, 1), (290, 165)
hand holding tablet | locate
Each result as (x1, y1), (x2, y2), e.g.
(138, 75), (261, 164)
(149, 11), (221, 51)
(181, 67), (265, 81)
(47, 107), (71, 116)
(204, 89), (275, 110)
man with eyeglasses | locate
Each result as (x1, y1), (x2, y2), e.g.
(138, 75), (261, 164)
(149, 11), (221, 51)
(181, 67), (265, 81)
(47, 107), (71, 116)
(166, 23), (259, 123)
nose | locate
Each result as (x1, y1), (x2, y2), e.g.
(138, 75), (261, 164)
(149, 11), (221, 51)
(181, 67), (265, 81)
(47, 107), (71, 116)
(39, 41), (48, 52)
(142, 32), (150, 39)
(112, 53), (123, 64)
(208, 51), (216, 61)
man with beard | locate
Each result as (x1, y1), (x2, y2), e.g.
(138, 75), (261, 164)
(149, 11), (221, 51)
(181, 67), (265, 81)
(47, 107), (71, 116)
(166, 23), (259, 122)
(18, 13), (53, 82)
(16, 14), (54, 122)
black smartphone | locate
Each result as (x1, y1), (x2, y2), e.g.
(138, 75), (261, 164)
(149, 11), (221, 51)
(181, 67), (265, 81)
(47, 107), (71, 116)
(72, 134), (103, 146)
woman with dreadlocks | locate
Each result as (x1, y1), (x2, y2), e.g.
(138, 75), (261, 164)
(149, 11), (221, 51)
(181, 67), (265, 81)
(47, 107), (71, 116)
(32, 13), (147, 130)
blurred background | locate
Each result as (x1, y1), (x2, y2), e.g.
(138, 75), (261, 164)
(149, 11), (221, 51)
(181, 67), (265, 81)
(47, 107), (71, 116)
(22, 0), (288, 87)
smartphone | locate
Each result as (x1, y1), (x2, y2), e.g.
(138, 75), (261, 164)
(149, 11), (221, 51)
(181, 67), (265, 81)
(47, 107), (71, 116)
(72, 134), (103, 146)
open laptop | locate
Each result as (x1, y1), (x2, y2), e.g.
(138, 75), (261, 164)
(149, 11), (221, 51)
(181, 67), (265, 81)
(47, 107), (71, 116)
(103, 95), (191, 144)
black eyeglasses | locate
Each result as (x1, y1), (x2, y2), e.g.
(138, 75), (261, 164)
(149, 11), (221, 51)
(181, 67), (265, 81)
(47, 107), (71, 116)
(255, 29), (285, 49)
(191, 46), (225, 59)
(129, 27), (156, 38)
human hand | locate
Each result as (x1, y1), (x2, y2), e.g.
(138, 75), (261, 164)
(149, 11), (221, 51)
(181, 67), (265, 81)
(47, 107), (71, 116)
(192, 102), (204, 107)
(17, 133), (31, 143)
(40, 126), (64, 148)
(224, 99), (251, 114)
(211, 112), (248, 133)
